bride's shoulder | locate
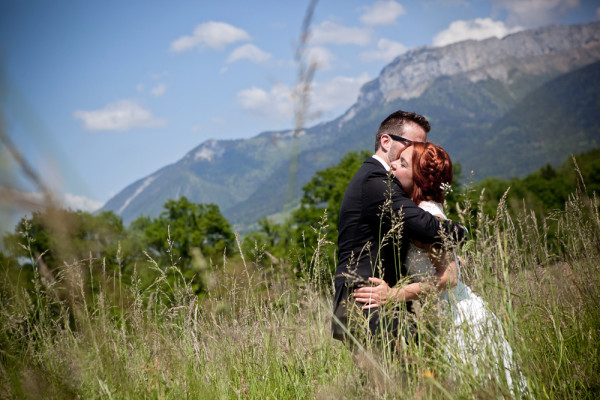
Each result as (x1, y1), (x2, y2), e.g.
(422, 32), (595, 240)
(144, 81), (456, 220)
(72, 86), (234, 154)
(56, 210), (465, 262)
(418, 201), (445, 219)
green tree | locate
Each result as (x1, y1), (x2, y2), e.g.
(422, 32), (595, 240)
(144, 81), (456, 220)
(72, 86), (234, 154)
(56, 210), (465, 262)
(241, 217), (294, 261)
(3, 208), (127, 272)
(291, 150), (371, 274)
(568, 148), (600, 195)
(140, 197), (235, 292)
(1, 208), (133, 308)
(144, 197), (235, 262)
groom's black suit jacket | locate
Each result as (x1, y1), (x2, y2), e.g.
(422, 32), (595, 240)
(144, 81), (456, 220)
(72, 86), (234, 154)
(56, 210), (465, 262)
(332, 156), (466, 340)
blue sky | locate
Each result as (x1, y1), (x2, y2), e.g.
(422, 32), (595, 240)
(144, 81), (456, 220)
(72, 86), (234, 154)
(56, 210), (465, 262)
(1, 0), (598, 219)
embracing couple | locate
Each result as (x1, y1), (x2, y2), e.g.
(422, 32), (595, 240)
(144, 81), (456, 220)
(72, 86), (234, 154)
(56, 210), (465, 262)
(331, 110), (527, 393)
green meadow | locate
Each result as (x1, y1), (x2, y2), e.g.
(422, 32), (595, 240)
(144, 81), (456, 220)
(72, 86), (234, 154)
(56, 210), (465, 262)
(1, 150), (599, 399)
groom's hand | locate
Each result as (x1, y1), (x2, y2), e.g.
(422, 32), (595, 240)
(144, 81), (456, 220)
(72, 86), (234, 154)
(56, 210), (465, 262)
(352, 277), (392, 309)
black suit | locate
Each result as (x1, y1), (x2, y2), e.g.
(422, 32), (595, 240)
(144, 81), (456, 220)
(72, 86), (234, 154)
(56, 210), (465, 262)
(332, 156), (465, 342)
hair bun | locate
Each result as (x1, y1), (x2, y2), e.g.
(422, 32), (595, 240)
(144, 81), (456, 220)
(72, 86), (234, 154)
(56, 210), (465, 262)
(410, 143), (453, 204)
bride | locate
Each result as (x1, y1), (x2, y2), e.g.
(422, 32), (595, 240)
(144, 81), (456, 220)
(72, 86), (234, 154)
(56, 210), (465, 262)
(353, 142), (528, 395)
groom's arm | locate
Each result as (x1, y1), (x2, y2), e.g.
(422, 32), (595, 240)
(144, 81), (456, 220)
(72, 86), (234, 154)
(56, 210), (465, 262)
(364, 173), (467, 244)
(392, 184), (466, 244)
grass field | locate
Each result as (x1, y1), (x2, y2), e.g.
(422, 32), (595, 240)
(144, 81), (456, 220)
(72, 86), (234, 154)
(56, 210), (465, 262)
(1, 188), (599, 399)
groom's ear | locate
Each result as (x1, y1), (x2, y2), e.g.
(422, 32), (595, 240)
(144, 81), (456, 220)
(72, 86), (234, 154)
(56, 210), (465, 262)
(380, 134), (392, 151)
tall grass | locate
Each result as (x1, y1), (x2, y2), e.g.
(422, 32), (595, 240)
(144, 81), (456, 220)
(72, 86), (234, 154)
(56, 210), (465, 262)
(1, 185), (599, 399)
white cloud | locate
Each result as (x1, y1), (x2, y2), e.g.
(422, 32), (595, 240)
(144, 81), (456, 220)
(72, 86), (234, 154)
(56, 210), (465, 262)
(136, 83), (144, 92)
(150, 83), (168, 97)
(360, 0), (406, 26)
(170, 21), (251, 52)
(0, 189), (102, 212)
(310, 73), (371, 114)
(73, 100), (166, 132)
(304, 46), (335, 70)
(492, 0), (580, 27)
(425, 0), (468, 6)
(237, 84), (294, 122)
(310, 21), (371, 45)
(63, 193), (103, 212)
(237, 73), (370, 122)
(151, 71), (169, 80)
(433, 18), (523, 47)
(360, 38), (407, 62)
(596, 6), (600, 19)
(226, 44), (272, 63)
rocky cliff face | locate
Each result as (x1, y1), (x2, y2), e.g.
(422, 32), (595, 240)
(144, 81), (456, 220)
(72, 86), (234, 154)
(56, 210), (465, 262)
(352, 21), (600, 110)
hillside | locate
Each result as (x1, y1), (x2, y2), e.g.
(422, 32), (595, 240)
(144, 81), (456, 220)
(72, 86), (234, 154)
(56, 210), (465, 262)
(467, 60), (600, 178)
(101, 21), (600, 227)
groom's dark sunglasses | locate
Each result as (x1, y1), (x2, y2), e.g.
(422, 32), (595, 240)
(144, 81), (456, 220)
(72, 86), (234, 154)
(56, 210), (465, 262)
(388, 134), (412, 144)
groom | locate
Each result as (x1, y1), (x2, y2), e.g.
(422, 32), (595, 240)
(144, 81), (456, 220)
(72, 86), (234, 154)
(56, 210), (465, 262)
(331, 109), (466, 342)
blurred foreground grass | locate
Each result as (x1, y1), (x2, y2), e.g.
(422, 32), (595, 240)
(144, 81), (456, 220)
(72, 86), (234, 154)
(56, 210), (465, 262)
(1, 187), (599, 399)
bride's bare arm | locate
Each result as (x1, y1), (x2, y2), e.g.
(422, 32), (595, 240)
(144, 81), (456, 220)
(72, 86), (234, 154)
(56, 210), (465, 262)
(353, 241), (458, 310)
(414, 212), (458, 291)
(352, 277), (422, 309)
(418, 242), (458, 291)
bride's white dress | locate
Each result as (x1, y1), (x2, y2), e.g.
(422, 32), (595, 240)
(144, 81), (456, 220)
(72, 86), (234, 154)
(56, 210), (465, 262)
(406, 201), (528, 395)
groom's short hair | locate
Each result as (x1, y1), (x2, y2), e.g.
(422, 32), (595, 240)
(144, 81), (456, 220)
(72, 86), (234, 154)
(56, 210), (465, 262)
(374, 110), (430, 151)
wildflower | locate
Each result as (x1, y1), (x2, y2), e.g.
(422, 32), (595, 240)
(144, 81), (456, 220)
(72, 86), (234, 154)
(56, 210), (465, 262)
(440, 182), (452, 195)
(424, 369), (435, 378)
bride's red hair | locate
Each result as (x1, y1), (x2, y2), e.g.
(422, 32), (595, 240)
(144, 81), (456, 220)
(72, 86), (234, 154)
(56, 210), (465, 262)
(402, 142), (453, 204)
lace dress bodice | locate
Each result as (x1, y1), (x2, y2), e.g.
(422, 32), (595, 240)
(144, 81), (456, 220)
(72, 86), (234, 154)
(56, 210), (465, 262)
(404, 201), (471, 309)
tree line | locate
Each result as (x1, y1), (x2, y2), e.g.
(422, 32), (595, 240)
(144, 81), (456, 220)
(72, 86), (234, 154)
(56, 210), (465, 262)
(245, 146), (600, 272)
(1, 197), (235, 296)
(2, 147), (599, 296)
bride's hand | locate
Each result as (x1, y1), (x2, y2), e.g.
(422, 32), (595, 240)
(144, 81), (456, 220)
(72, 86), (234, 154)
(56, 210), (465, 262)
(352, 277), (394, 309)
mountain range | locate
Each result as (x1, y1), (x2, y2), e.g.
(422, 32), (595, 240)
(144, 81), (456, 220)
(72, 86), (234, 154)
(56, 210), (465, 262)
(102, 21), (600, 229)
